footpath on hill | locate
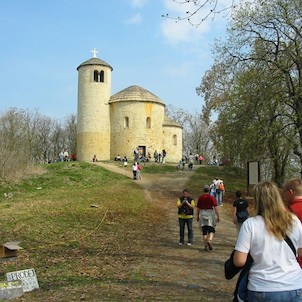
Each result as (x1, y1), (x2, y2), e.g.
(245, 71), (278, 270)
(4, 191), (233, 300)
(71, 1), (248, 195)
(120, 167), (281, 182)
(96, 162), (238, 302)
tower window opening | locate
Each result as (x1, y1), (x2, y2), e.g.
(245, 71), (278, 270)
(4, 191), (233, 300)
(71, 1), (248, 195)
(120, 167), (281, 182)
(146, 117), (151, 128)
(93, 70), (105, 82)
(124, 117), (129, 129)
(94, 70), (99, 82)
(173, 135), (177, 146)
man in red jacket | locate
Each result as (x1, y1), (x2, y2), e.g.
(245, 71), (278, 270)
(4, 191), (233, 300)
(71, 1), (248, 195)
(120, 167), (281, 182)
(283, 178), (302, 267)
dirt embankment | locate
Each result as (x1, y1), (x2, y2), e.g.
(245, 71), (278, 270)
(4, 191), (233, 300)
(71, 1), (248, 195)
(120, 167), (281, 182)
(96, 162), (238, 301)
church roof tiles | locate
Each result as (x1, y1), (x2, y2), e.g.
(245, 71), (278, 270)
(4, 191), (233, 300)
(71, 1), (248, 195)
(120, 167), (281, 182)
(77, 57), (113, 71)
(109, 85), (164, 105)
(163, 115), (183, 128)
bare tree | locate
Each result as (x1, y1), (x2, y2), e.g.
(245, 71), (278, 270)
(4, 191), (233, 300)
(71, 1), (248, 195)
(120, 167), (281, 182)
(165, 105), (211, 159)
(0, 109), (31, 180)
(162, 0), (237, 26)
(165, 105), (188, 126)
(63, 114), (77, 156)
(0, 108), (78, 181)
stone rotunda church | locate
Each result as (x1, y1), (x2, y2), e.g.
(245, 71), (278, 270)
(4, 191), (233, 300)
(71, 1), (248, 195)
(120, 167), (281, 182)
(76, 50), (183, 162)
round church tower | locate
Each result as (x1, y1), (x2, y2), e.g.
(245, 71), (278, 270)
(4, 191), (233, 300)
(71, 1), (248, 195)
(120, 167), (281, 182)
(77, 50), (113, 161)
(109, 85), (165, 160)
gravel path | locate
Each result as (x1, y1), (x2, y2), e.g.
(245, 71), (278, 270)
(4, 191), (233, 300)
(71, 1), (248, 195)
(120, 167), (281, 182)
(96, 162), (238, 301)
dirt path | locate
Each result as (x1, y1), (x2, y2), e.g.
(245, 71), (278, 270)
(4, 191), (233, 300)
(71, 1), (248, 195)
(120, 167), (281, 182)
(96, 162), (238, 301)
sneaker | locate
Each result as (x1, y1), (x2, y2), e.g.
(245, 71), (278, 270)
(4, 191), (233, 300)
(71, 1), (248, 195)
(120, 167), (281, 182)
(204, 245), (208, 251)
(207, 242), (213, 251)
(179, 242), (183, 246)
(187, 243), (192, 246)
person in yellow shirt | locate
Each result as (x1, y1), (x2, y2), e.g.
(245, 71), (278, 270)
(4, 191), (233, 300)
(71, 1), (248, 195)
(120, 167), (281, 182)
(177, 189), (195, 246)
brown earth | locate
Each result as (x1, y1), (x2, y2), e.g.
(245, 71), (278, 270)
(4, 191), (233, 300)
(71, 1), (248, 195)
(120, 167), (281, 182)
(96, 162), (238, 302)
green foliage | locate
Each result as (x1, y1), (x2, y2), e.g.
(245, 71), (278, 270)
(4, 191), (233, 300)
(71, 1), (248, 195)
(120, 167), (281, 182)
(198, 0), (302, 183)
(188, 165), (246, 196)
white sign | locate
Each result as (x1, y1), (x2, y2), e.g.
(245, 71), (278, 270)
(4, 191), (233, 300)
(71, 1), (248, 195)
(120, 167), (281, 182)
(0, 281), (24, 300)
(6, 268), (39, 292)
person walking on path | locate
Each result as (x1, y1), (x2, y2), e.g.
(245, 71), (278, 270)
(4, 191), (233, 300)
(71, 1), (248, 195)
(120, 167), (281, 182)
(132, 162), (138, 180)
(162, 149), (166, 163)
(232, 181), (302, 301)
(283, 178), (302, 267)
(176, 189), (195, 246)
(137, 162), (142, 180)
(213, 178), (224, 206)
(188, 153), (194, 171)
(196, 185), (220, 251)
(232, 191), (249, 234)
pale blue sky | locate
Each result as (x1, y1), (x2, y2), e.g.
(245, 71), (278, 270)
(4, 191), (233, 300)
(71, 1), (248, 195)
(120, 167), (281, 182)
(0, 0), (229, 120)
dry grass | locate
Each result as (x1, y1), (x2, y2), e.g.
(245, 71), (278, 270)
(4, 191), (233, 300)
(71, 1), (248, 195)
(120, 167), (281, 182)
(0, 162), (246, 301)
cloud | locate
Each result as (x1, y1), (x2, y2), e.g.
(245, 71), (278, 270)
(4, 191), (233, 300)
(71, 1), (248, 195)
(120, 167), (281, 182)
(161, 18), (209, 45)
(161, 0), (211, 45)
(125, 13), (143, 25)
(160, 0), (234, 45)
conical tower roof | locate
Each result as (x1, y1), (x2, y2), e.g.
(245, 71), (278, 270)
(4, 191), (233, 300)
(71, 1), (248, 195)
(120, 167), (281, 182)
(109, 85), (164, 105)
(77, 57), (113, 71)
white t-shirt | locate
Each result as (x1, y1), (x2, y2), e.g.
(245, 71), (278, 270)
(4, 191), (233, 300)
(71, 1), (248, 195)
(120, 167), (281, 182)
(213, 179), (220, 190)
(235, 215), (302, 292)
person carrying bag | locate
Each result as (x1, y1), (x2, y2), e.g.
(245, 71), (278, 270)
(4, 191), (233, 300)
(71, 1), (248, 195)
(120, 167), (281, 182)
(225, 181), (302, 302)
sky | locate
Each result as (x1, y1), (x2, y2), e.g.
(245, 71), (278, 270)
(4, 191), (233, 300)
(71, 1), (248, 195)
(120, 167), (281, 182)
(0, 0), (230, 120)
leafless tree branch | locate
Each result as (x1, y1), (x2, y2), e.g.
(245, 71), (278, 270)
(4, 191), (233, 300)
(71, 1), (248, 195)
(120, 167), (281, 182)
(162, 0), (237, 27)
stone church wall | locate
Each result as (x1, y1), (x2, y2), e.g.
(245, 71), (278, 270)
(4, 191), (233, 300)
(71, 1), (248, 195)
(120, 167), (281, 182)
(162, 125), (183, 163)
(77, 65), (111, 161)
(110, 101), (165, 160)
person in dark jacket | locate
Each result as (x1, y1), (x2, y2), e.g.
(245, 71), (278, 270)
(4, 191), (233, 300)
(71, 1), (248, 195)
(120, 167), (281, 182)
(233, 191), (249, 234)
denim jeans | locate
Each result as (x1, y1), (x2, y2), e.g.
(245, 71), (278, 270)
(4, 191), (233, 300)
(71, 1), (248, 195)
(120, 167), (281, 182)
(216, 190), (222, 205)
(178, 218), (193, 244)
(248, 289), (302, 302)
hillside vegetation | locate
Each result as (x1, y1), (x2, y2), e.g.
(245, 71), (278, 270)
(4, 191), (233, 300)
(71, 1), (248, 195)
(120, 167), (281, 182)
(0, 162), (246, 301)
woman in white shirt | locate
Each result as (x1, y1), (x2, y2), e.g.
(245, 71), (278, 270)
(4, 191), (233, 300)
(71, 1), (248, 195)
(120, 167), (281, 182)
(234, 181), (302, 301)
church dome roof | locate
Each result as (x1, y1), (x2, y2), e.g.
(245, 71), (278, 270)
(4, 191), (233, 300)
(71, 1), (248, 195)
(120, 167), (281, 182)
(163, 115), (182, 128)
(109, 85), (164, 105)
(77, 57), (113, 71)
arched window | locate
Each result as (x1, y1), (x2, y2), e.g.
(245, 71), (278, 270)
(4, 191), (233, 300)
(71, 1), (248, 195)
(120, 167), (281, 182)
(146, 117), (151, 128)
(94, 70), (99, 82)
(93, 70), (105, 82)
(100, 70), (104, 82)
(173, 135), (177, 146)
(124, 117), (129, 129)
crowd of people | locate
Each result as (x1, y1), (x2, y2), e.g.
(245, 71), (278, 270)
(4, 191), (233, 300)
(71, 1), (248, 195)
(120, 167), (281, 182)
(177, 177), (302, 302)
(62, 146), (302, 300)
(58, 149), (76, 162)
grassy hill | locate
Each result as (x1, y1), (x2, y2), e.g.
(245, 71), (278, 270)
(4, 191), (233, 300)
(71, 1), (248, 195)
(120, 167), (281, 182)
(0, 162), (246, 301)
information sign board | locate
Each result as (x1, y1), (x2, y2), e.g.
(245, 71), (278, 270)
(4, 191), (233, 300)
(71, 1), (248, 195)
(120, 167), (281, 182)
(6, 268), (39, 292)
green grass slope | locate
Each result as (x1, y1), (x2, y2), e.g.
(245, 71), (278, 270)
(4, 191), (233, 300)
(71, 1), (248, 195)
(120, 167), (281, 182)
(0, 162), (246, 301)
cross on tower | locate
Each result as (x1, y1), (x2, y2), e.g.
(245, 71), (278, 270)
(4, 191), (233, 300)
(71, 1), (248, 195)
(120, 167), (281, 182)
(91, 48), (99, 58)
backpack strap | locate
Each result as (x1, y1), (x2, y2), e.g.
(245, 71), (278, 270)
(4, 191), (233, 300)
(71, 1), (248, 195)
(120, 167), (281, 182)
(284, 235), (296, 257)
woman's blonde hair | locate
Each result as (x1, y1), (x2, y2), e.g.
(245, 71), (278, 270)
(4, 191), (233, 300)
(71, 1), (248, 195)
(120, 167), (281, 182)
(253, 180), (294, 240)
